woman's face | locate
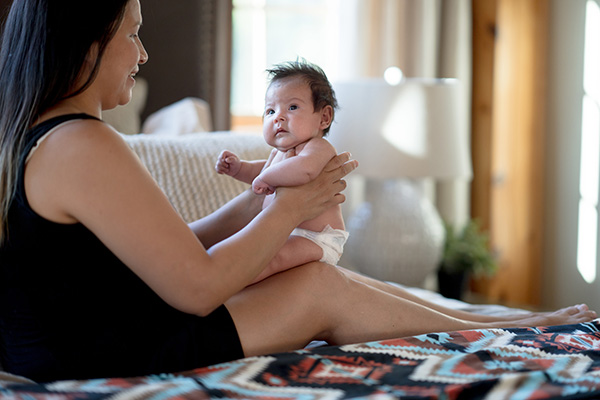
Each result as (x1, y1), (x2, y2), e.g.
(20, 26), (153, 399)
(94, 0), (148, 111)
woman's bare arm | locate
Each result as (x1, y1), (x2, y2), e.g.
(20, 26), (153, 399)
(188, 189), (263, 249)
(26, 120), (356, 317)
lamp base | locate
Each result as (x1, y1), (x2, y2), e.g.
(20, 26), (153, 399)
(342, 179), (444, 287)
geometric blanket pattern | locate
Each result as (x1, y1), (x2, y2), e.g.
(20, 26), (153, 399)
(2, 320), (600, 399)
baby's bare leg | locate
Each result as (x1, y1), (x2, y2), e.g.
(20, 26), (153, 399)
(250, 236), (322, 284)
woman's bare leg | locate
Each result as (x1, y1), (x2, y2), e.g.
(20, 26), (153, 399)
(337, 267), (533, 323)
(337, 267), (598, 324)
(226, 262), (596, 358)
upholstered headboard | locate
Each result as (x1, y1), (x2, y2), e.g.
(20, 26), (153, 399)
(123, 132), (270, 222)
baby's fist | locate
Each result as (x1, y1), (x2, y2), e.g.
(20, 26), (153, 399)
(215, 150), (241, 176)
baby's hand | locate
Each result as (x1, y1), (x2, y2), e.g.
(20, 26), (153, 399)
(215, 150), (241, 177)
(252, 177), (275, 195)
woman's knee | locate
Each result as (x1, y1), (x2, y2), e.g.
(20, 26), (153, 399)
(227, 262), (348, 351)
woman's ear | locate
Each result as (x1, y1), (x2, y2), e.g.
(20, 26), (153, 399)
(82, 42), (101, 76)
(319, 105), (333, 130)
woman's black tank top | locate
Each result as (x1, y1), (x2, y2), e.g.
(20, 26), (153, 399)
(0, 114), (242, 382)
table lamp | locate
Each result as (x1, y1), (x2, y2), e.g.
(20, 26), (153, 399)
(328, 76), (472, 286)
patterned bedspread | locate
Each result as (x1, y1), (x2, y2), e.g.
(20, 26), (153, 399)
(2, 320), (600, 399)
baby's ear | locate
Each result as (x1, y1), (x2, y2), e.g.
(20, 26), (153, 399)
(319, 105), (333, 130)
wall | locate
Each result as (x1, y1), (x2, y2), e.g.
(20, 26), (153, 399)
(137, 0), (205, 120)
(543, 0), (600, 310)
(0, 0), (232, 131)
(138, 0), (232, 130)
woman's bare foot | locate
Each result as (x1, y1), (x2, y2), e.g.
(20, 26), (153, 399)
(488, 304), (597, 329)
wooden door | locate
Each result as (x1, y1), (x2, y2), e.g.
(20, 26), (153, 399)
(471, 0), (548, 308)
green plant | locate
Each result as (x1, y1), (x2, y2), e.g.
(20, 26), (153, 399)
(440, 219), (497, 277)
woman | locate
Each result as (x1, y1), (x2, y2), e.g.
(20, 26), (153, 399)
(0, 0), (595, 383)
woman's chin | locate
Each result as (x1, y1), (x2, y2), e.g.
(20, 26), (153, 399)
(117, 92), (134, 108)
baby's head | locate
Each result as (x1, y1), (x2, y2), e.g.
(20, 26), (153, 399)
(266, 59), (338, 136)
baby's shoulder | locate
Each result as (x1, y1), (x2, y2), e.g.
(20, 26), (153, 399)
(300, 136), (336, 153)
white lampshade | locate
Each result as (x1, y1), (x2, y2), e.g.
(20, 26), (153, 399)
(330, 77), (471, 287)
(328, 78), (472, 181)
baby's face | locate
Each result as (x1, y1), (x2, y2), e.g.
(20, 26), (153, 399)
(263, 77), (324, 151)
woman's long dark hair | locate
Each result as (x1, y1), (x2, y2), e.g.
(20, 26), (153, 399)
(0, 0), (130, 243)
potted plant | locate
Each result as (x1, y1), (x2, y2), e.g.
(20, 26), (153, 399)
(437, 219), (497, 300)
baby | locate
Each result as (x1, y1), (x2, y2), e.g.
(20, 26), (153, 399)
(216, 60), (348, 283)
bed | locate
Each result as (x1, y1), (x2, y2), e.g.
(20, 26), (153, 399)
(2, 316), (600, 399)
(2, 286), (599, 399)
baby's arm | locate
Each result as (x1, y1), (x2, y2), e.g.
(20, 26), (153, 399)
(253, 138), (336, 191)
(215, 150), (266, 185)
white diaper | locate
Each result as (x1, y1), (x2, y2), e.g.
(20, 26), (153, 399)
(291, 225), (349, 265)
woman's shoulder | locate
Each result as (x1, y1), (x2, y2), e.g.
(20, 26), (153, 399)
(24, 114), (143, 224)
(37, 115), (126, 151)
(27, 114), (136, 186)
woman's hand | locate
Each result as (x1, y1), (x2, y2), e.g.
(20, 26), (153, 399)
(274, 152), (358, 223)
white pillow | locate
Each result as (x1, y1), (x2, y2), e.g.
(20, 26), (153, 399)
(141, 97), (213, 135)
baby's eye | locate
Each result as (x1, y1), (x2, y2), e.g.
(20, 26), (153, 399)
(265, 109), (274, 116)
(289, 105), (298, 111)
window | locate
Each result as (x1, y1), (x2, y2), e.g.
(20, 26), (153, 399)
(230, 0), (341, 130)
(577, 0), (600, 283)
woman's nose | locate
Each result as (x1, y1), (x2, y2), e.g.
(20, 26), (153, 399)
(139, 42), (149, 65)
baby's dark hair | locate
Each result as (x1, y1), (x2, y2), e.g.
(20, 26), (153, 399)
(266, 59), (338, 135)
